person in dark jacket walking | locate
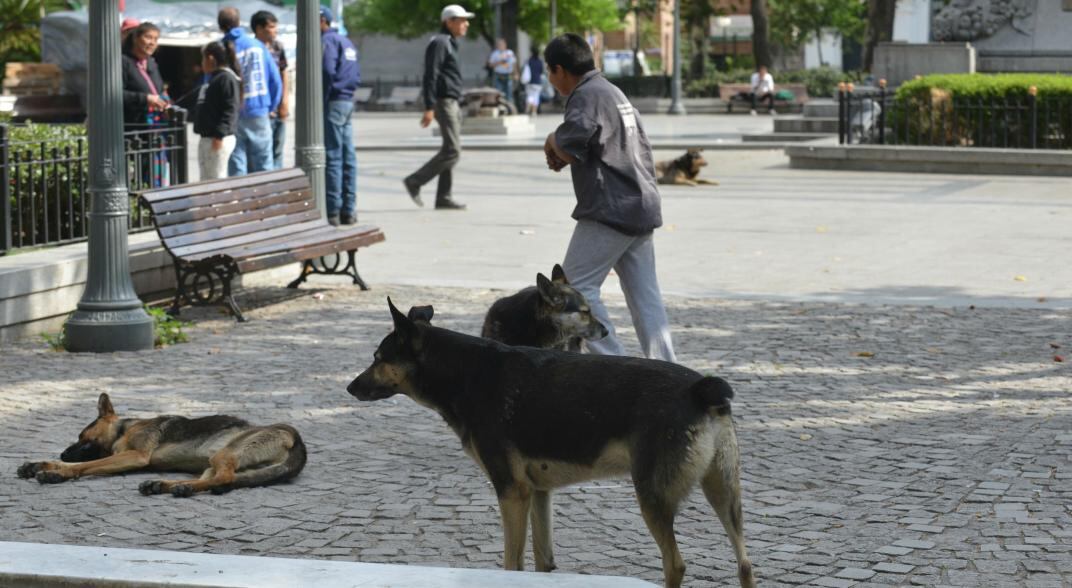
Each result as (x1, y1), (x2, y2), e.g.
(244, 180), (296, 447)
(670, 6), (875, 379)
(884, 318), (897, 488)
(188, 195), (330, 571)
(320, 6), (361, 225)
(401, 4), (473, 211)
(194, 41), (241, 180)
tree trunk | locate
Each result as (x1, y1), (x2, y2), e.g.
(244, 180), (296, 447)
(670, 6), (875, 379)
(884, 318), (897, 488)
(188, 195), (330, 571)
(863, 0), (896, 72)
(815, 28), (824, 65)
(750, 0), (772, 68)
(502, 0), (520, 52)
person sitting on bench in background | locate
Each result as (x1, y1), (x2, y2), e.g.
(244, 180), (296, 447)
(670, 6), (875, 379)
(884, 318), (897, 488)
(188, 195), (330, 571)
(748, 64), (776, 116)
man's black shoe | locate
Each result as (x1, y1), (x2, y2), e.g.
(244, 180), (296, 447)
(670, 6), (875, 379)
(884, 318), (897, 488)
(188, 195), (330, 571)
(327, 215), (340, 226)
(403, 178), (424, 207)
(341, 214), (357, 225)
(435, 198), (467, 210)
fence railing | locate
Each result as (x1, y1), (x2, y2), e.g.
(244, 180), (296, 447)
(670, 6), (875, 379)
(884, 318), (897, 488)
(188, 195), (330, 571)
(0, 108), (187, 254)
(838, 82), (1072, 150)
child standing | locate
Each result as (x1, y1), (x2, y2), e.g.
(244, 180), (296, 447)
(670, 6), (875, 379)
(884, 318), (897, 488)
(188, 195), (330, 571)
(542, 33), (675, 362)
(194, 41), (241, 180)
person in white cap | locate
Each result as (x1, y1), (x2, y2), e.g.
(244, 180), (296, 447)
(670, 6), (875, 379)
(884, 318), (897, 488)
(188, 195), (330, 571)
(402, 4), (474, 210)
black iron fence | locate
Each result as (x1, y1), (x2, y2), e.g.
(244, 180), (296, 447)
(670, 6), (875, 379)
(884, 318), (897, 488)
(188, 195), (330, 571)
(0, 108), (187, 254)
(838, 83), (1072, 150)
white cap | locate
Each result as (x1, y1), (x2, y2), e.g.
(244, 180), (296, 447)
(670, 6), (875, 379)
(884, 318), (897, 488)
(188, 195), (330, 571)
(441, 4), (475, 21)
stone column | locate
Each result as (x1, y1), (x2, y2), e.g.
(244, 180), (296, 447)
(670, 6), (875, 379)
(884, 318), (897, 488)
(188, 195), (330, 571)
(667, 0), (686, 115)
(296, 0), (326, 219)
(65, 0), (154, 352)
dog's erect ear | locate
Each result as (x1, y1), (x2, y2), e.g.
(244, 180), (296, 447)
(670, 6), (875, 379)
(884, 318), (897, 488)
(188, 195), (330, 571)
(97, 393), (115, 418)
(407, 305), (434, 324)
(388, 297), (418, 346)
(551, 264), (568, 285)
(536, 273), (561, 306)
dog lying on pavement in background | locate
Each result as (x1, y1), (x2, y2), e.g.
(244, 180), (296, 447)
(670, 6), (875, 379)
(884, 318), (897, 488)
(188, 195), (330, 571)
(655, 148), (718, 186)
(481, 264), (607, 350)
(16, 393), (306, 498)
(349, 299), (755, 588)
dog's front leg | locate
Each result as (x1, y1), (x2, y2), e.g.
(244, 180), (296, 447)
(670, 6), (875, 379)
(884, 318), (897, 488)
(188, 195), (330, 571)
(530, 490), (556, 572)
(498, 483), (532, 571)
(18, 450), (150, 484)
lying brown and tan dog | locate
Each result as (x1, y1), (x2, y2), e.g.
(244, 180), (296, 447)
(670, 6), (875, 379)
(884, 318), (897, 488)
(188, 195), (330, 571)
(656, 148), (718, 186)
(16, 393), (306, 497)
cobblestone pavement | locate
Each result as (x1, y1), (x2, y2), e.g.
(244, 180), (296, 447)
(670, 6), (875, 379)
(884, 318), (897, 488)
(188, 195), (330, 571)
(1, 284), (1070, 587)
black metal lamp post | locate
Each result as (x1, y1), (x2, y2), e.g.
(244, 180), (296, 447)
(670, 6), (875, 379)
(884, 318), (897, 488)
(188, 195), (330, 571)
(296, 0), (326, 219)
(65, 0), (154, 352)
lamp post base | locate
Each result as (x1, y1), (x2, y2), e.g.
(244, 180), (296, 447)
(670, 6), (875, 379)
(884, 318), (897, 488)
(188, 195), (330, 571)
(65, 307), (154, 352)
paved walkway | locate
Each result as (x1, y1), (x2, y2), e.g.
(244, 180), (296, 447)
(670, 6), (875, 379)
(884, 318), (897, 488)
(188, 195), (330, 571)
(2, 281), (1070, 587)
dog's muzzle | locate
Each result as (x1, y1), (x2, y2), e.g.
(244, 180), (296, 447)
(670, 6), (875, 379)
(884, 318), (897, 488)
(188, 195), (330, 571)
(60, 441), (104, 463)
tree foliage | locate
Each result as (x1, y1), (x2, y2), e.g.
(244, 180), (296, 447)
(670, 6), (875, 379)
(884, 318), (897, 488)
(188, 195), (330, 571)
(345, 0), (621, 47)
(769, 0), (865, 60)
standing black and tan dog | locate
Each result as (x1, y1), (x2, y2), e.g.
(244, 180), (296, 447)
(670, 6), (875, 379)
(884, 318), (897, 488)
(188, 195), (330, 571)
(481, 264), (607, 350)
(348, 299), (755, 588)
(655, 148), (718, 186)
(16, 393), (306, 498)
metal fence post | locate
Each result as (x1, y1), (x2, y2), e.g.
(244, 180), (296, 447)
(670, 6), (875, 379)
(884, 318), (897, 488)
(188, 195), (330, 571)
(837, 82), (846, 144)
(878, 79), (887, 145)
(845, 82), (855, 145)
(172, 108), (188, 184)
(1, 124), (10, 254)
(1028, 85), (1038, 149)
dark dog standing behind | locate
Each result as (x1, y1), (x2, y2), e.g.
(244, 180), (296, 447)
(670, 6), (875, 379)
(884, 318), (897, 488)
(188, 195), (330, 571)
(349, 299), (755, 588)
(16, 393), (306, 497)
(481, 264), (607, 350)
(655, 148), (718, 186)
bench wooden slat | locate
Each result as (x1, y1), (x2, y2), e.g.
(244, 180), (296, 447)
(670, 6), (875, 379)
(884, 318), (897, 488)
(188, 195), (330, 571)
(137, 168), (307, 203)
(169, 217), (325, 259)
(155, 191), (313, 230)
(157, 197), (313, 239)
(148, 176), (311, 214)
(236, 230), (386, 273)
(186, 224), (381, 263)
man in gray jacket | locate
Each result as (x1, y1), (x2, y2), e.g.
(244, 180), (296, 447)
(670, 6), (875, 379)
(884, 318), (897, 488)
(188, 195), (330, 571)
(402, 4), (472, 210)
(543, 33), (675, 362)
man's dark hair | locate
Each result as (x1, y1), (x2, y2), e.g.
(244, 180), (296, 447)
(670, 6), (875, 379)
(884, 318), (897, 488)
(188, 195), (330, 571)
(250, 10), (277, 33)
(217, 7), (240, 32)
(543, 33), (595, 76)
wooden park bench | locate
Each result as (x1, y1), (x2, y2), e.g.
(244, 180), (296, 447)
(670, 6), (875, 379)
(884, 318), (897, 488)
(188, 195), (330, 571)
(376, 86), (422, 110)
(718, 82), (810, 113)
(137, 168), (385, 322)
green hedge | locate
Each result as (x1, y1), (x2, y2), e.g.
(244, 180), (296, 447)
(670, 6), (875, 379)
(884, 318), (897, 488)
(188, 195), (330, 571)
(896, 73), (1072, 101)
(888, 74), (1072, 149)
(686, 66), (863, 99)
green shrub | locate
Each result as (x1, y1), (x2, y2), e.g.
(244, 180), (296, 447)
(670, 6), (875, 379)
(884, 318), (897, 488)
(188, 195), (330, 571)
(889, 74), (1072, 149)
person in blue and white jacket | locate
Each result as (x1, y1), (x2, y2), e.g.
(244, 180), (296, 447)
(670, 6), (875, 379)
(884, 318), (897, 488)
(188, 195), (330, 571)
(319, 6), (361, 225)
(217, 7), (282, 176)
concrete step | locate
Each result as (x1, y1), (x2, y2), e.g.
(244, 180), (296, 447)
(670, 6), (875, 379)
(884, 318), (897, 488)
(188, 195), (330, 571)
(804, 99), (838, 118)
(774, 116), (838, 134)
(0, 541), (657, 588)
(742, 132), (833, 143)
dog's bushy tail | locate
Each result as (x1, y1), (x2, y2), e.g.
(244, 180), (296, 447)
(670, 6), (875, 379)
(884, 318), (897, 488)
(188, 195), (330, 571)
(690, 376), (734, 416)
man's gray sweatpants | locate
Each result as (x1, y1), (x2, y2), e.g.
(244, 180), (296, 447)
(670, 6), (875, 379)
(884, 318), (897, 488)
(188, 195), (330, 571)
(562, 219), (676, 362)
(406, 98), (461, 201)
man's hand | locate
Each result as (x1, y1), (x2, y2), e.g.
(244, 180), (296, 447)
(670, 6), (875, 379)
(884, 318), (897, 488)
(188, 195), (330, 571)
(277, 102), (289, 120)
(543, 133), (569, 172)
(146, 94), (168, 111)
(211, 137), (223, 151)
(419, 109), (435, 128)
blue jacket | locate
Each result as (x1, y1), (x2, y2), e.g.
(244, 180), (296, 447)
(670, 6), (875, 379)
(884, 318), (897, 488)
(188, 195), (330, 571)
(224, 27), (282, 118)
(322, 28), (360, 102)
